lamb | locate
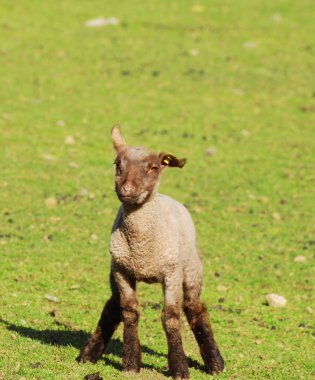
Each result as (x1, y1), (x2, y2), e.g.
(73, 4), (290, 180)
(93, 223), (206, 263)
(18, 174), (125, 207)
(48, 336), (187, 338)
(77, 126), (224, 379)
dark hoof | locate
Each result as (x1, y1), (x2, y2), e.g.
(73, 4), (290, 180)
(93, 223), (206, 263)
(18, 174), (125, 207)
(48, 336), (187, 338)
(205, 351), (224, 374)
(77, 340), (105, 364)
(170, 364), (189, 380)
(76, 353), (98, 364)
(123, 358), (141, 373)
(123, 368), (141, 374)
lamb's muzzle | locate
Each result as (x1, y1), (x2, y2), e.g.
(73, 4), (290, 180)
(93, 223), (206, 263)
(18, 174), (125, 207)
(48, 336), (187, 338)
(77, 126), (224, 378)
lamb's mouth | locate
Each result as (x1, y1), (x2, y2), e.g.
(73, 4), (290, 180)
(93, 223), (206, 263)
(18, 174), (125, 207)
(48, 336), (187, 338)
(117, 191), (149, 205)
(117, 193), (141, 204)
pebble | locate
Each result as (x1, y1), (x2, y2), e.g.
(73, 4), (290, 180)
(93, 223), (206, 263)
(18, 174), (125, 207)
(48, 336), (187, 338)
(45, 197), (57, 208)
(56, 120), (65, 127)
(305, 306), (313, 314)
(272, 14), (282, 23)
(205, 147), (217, 156)
(85, 17), (119, 27)
(42, 153), (56, 161)
(65, 135), (75, 145)
(91, 233), (98, 241)
(266, 293), (287, 307)
(69, 285), (80, 290)
(69, 161), (80, 168)
(189, 49), (199, 56)
(217, 285), (228, 292)
(243, 41), (258, 49)
(78, 188), (89, 197)
(44, 294), (60, 303)
(294, 255), (306, 263)
(272, 212), (281, 221)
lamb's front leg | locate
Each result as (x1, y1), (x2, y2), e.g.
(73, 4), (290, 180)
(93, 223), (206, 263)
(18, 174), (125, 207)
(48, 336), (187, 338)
(78, 271), (121, 363)
(115, 270), (141, 373)
(162, 275), (189, 380)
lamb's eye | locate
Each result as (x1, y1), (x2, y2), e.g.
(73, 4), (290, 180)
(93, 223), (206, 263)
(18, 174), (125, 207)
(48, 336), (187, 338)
(148, 164), (159, 174)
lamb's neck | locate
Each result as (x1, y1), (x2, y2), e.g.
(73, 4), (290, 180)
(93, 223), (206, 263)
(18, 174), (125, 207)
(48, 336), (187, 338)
(122, 195), (160, 235)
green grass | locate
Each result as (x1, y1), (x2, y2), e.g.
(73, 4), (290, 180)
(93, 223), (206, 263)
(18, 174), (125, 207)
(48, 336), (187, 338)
(0, 1), (314, 379)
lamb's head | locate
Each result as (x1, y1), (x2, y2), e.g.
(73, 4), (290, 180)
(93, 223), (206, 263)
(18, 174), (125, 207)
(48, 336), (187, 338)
(111, 126), (186, 206)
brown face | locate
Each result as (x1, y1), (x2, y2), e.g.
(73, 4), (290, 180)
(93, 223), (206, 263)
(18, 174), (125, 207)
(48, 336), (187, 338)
(114, 148), (162, 205)
(111, 125), (187, 207)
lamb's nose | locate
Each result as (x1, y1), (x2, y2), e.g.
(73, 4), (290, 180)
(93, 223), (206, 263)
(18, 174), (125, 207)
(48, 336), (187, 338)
(122, 183), (134, 192)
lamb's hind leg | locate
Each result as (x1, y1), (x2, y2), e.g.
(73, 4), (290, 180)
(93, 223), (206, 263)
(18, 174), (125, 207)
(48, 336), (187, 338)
(77, 271), (122, 363)
(183, 272), (224, 374)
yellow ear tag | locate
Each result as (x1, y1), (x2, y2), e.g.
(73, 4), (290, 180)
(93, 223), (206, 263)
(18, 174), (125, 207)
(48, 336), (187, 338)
(163, 152), (173, 165)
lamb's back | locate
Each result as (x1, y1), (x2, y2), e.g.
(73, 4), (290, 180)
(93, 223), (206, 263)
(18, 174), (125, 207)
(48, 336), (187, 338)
(158, 193), (196, 247)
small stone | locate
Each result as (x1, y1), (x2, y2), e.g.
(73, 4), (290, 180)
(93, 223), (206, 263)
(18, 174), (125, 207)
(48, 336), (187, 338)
(88, 193), (95, 200)
(69, 285), (80, 290)
(205, 147), (217, 156)
(91, 233), (98, 241)
(50, 216), (61, 223)
(56, 120), (65, 127)
(78, 188), (89, 197)
(294, 255), (306, 263)
(69, 161), (80, 168)
(42, 153), (56, 161)
(266, 293), (287, 307)
(189, 49), (199, 56)
(243, 41), (258, 49)
(20, 319), (27, 326)
(43, 234), (53, 242)
(257, 196), (269, 204)
(65, 135), (75, 145)
(85, 17), (119, 28)
(45, 197), (57, 208)
(233, 88), (244, 96)
(272, 212), (281, 221)
(272, 14), (282, 23)
(305, 306), (313, 314)
(217, 285), (228, 292)
(44, 294), (60, 303)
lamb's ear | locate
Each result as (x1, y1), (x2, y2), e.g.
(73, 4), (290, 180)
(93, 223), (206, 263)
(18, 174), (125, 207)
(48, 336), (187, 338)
(159, 152), (187, 168)
(111, 125), (127, 152)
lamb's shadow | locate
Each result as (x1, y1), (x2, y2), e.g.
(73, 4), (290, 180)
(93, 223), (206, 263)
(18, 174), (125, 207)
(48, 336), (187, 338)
(1, 318), (204, 374)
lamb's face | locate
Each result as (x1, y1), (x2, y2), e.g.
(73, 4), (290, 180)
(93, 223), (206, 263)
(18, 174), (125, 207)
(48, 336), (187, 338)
(111, 125), (187, 206)
(114, 147), (162, 206)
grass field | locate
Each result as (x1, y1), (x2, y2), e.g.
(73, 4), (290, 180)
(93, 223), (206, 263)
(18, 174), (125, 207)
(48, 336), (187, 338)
(0, 1), (314, 379)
